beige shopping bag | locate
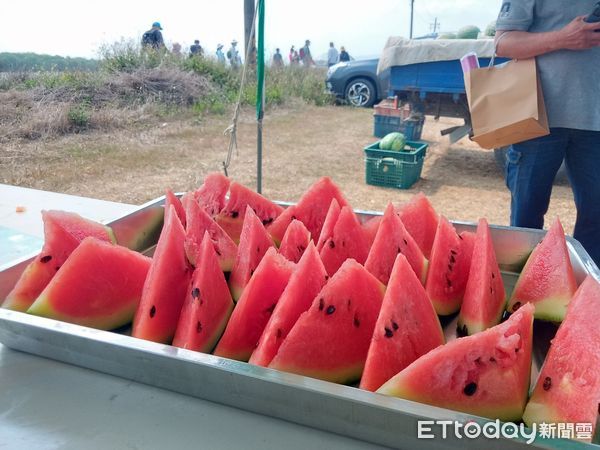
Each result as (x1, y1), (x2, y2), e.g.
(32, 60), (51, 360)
(464, 58), (549, 149)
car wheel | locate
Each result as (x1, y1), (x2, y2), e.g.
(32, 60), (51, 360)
(344, 78), (376, 107)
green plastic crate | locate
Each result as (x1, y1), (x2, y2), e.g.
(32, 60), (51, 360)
(364, 140), (428, 189)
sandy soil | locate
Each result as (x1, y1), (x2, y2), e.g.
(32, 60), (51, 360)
(1, 104), (577, 233)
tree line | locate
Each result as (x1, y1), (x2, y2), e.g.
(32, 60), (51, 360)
(0, 52), (98, 72)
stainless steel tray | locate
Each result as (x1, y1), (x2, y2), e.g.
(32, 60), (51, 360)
(0, 197), (598, 450)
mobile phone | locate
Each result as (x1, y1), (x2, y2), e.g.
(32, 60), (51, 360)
(584, 1), (600, 31)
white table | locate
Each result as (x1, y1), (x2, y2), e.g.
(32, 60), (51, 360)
(0, 186), (386, 450)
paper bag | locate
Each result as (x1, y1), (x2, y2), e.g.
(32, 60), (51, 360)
(464, 58), (549, 149)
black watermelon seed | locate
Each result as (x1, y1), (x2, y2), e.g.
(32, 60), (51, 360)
(324, 275), (329, 281)
(191, 287), (200, 299)
(40, 255), (52, 263)
(196, 321), (202, 333)
(512, 301), (522, 312)
(403, 238), (408, 245)
(458, 234), (464, 240)
(328, 240), (335, 249)
(489, 357), (496, 363)
(250, 269), (255, 277)
(231, 210), (239, 218)
(347, 299), (352, 310)
(318, 298), (325, 311)
(446, 277), (452, 287)
(491, 272), (495, 279)
(449, 254), (456, 264)
(276, 328), (282, 338)
(297, 245), (305, 253)
(55, 266), (61, 271)
(448, 264), (453, 272)
(543, 376), (552, 391)
(215, 249), (222, 256)
(384, 327), (394, 338)
(266, 303), (276, 314)
(450, 249), (458, 256)
(291, 215), (297, 220)
(353, 314), (360, 328)
(326, 305), (336, 315)
(397, 246), (402, 254)
(457, 324), (468, 337)
(391, 321), (399, 331)
(463, 382), (477, 396)
(490, 286), (493, 294)
(149, 305), (156, 318)
(262, 217), (274, 225)
(598, 403), (600, 415)
(256, 246), (260, 253)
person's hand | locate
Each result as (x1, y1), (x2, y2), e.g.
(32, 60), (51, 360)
(558, 16), (600, 50)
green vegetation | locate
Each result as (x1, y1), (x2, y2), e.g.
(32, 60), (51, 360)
(0, 52), (98, 72)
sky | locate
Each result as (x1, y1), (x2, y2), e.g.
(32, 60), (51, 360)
(1, 0), (502, 60)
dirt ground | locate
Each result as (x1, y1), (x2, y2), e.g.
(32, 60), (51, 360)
(1, 104), (577, 233)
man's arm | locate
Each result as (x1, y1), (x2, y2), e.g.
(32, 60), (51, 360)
(496, 16), (600, 59)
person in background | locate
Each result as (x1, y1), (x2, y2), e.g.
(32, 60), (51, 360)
(190, 40), (203, 57)
(227, 40), (242, 69)
(300, 39), (314, 66)
(272, 48), (284, 67)
(216, 44), (226, 64)
(495, 0), (600, 265)
(327, 42), (339, 67)
(289, 46), (300, 65)
(339, 46), (350, 62)
(141, 22), (165, 50)
(171, 42), (182, 56)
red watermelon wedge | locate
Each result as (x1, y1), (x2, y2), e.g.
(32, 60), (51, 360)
(250, 242), (328, 367)
(315, 198), (341, 253)
(132, 206), (192, 344)
(457, 219), (506, 336)
(193, 172), (231, 217)
(362, 215), (382, 249)
(377, 303), (534, 421)
(506, 218), (577, 322)
(214, 248), (294, 362)
(215, 182), (283, 244)
(269, 259), (385, 384)
(268, 177), (350, 245)
(319, 206), (369, 277)
(397, 193), (439, 259)
(365, 203), (428, 285)
(228, 206), (275, 301)
(523, 276), (600, 442)
(278, 219), (311, 263)
(165, 188), (186, 228)
(3, 210), (115, 312)
(360, 254), (444, 392)
(27, 237), (151, 330)
(173, 232), (234, 353)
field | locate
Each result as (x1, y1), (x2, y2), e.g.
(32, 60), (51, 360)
(1, 103), (576, 232)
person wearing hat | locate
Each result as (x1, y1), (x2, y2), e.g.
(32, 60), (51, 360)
(142, 22), (165, 50)
(190, 39), (203, 57)
(227, 40), (242, 69)
(216, 44), (226, 64)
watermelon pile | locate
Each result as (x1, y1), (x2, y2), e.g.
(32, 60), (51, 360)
(3, 173), (598, 442)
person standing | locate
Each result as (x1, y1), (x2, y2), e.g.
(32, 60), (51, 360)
(495, 0), (600, 265)
(327, 42), (339, 67)
(272, 48), (284, 67)
(289, 46), (299, 65)
(300, 39), (314, 66)
(227, 40), (242, 69)
(141, 22), (165, 50)
(339, 46), (350, 62)
(216, 44), (226, 64)
(190, 40), (203, 57)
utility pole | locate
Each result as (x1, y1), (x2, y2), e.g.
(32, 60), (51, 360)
(244, 0), (256, 65)
(409, 0), (415, 39)
(430, 17), (440, 34)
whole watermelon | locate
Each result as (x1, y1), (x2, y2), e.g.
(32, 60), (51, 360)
(437, 32), (457, 39)
(379, 132), (406, 151)
(457, 25), (481, 39)
(485, 21), (496, 37)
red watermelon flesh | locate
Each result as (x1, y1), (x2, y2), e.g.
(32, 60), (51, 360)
(397, 193), (439, 259)
(278, 219), (311, 263)
(315, 198), (341, 253)
(377, 303), (534, 421)
(27, 237), (151, 330)
(425, 216), (473, 316)
(215, 182), (284, 244)
(214, 248), (294, 361)
(457, 219), (506, 336)
(183, 193), (237, 272)
(250, 242), (328, 367)
(3, 210), (115, 312)
(228, 206), (275, 301)
(523, 276), (600, 442)
(319, 206), (369, 277)
(132, 206), (192, 344)
(165, 188), (186, 228)
(269, 259), (385, 384)
(365, 203), (428, 286)
(361, 254), (444, 392)
(173, 232), (234, 353)
(193, 172), (231, 217)
(362, 215), (382, 249)
(268, 177), (350, 245)
(506, 218), (577, 322)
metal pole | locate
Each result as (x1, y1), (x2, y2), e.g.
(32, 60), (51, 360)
(256, 0), (265, 194)
(257, 119), (263, 194)
(409, 0), (415, 39)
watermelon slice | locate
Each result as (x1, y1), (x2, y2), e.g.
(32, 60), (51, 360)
(319, 206), (369, 277)
(365, 203), (428, 286)
(457, 219), (506, 336)
(183, 192), (237, 272)
(27, 237), (151, 330)
(214, 248), (294, 361)
(250, 242), (328, 367)
(278, 219), (311, 263)
(132, 206), (192, 344)
(362, 215), (382, 249)
(268, 177), (350, 245)
(215, 181), (284, 243)
(315, 198), (341, 252)
(193, 172), (231, 217)
(425, 216), (474, 315)
(397, 193), (439, 259)
(3, 210), (115, 312)
(377, 303), (534, 421)
(360, 254), (444, 392)
(523, 276), (600, 442)
(228, 206), (275, 301)
(165, 188), (186, 228)
(506, 218), (577, 322)
(269, 259), (385, 384)
(172, 232), (235, 353)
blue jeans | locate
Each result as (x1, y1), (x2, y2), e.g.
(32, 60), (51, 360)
(506, 128), (600, 266)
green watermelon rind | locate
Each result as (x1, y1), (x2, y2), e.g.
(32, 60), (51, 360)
(508, 295), (570, 323)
